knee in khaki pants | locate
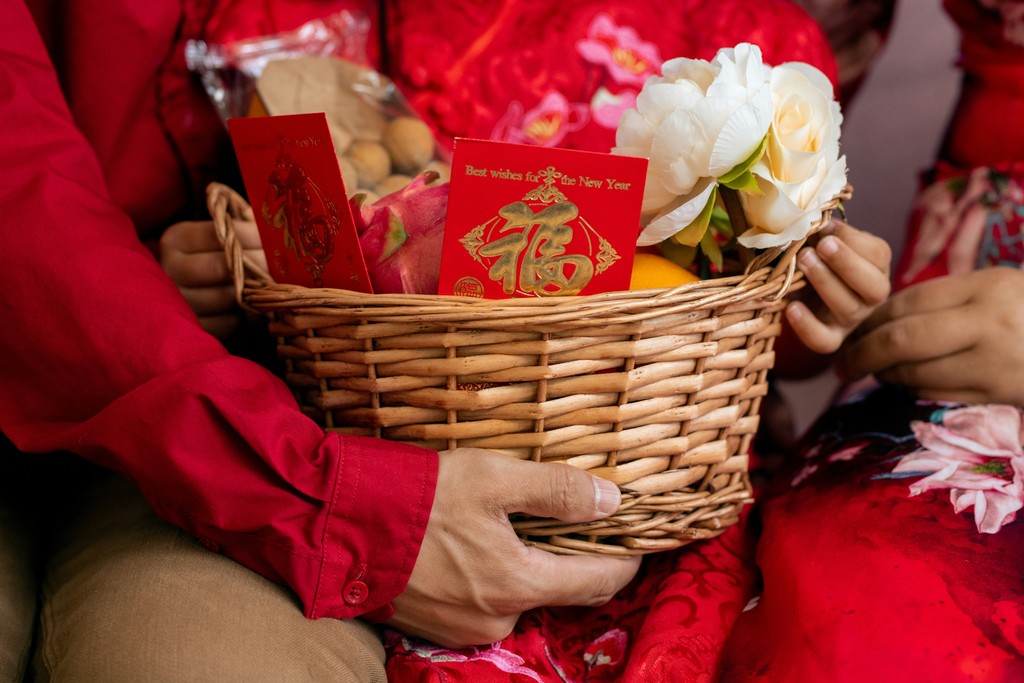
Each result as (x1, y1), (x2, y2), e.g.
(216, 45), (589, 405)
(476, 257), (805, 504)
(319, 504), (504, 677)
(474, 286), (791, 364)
(27, 472), (386, 683)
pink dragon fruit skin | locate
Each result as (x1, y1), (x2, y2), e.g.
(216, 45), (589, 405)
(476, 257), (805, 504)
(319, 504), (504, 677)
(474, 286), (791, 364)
(352, 173), (449, 294)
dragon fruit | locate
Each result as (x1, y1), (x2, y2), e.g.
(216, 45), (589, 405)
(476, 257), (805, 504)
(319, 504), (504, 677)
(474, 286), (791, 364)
(353, 172), (449, 294)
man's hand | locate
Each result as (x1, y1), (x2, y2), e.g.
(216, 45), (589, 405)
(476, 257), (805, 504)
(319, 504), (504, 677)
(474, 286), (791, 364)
(390, 448), (641, 648)
(159, 220), (267, 339)
(842, 267), (1024, 405)
(785, 220), (892, 354)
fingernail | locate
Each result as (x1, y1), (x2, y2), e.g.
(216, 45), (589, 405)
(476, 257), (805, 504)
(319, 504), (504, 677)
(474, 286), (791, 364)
(818, 236), (839, 256)
(785, 301), (804, 322)
(593, 477), (620, 516)
(798, 248), (819, 269)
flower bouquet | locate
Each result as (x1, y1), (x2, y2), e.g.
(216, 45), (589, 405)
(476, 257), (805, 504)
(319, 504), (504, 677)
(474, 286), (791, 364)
(617, 43), (848, 281)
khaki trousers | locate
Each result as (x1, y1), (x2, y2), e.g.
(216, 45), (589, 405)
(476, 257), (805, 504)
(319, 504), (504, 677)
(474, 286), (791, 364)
(0, 453), (387, 683)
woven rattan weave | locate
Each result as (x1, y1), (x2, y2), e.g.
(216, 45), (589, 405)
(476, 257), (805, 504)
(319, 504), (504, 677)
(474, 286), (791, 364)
(208, 182), (848, 555)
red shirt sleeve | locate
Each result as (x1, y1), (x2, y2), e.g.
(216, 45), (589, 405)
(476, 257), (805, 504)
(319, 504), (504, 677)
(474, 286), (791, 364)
(0, 1), (437, 621)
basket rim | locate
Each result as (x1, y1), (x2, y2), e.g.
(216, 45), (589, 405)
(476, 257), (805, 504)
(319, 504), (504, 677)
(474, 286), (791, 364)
(205, 182), (850, 319)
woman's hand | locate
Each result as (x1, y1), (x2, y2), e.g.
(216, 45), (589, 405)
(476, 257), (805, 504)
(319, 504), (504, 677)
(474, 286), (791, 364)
(842, 267), (1024, 405)
(159, 220), (266, 339)
(785, 220), (892, 354)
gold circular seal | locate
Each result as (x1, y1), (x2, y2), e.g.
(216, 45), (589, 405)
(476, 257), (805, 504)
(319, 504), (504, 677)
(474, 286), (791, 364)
(453, 276), (485, 298)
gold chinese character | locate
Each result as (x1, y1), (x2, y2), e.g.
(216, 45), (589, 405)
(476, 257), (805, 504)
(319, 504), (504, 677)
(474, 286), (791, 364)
(477, 201), (594, 296)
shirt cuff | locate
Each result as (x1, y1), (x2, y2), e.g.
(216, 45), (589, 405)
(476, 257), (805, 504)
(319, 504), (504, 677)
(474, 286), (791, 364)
(309, 434), (438, 620)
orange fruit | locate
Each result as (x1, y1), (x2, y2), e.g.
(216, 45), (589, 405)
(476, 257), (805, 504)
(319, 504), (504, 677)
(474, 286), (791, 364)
(630, 253), (700, 290)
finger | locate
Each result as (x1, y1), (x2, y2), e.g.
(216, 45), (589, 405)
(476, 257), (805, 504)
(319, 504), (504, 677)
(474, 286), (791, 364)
(915, 387), (988, 405)
(814, 233), (891, 306)
(180, 285), (238, 316)
(198, 313), (243, 339)
(875, 352), (975, 392)
(502, 461), (620, 523)
(247, 245), (269, 272)
(161, 220), (262, 255)
(785, 300), (845, 354)
(165, 247), (266, 288)
(164, 251), (233, 287)
(875, 354), (990, 404)
(825, 221), (892, 275)
(796, 246), (868, 328)
(522, 552), (641, 608)
(842, 307), (978, 379)
(160, 221), (223, 255)
(863, 275), (973, 332)
(232, 220), (263, 249)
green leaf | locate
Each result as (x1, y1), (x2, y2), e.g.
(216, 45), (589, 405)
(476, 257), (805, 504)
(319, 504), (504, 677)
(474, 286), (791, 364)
(669, 185), (718, 247)
(721, 168), (762, 194)
(700, 227), (723, 271)
(658, 240), (697, 269)
(380, 210), (408, 261)
(719, 133), (768, 190)
(709, 205), (733, 238)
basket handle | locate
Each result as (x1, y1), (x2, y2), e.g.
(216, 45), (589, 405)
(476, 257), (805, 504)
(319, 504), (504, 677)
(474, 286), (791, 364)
(206, 182), (274, 307)
(735, 184), (853, 300)
(765, 183), (852, 285)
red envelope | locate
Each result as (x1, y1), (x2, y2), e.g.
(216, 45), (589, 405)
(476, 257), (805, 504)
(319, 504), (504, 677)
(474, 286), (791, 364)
(438, 139), (647, 298)
(227, 113), (372, 293)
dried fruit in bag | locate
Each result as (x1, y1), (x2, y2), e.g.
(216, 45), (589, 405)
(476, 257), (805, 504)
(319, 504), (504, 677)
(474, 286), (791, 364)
(251, 56), (451, 200)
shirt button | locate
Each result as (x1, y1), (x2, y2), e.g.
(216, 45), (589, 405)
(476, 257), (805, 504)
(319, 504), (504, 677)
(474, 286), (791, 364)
(343, 580), (369, 605)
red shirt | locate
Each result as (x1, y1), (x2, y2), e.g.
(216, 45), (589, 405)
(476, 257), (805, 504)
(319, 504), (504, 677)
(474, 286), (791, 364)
(1, 0), (833, 622)
(1, 0), (436, 622)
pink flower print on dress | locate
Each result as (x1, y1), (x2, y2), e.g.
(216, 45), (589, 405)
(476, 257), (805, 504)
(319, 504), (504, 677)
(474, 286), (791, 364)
(576, 14), (661, 87)
(583, 628), (628, 677)
(491, 92), (589, 147)
(900, 167), (1024, 287)
(393, 635), (546, 682)
(979, 0), (1024, 46)
(590, 86), (638, 129)
(893, 405), (1024, 533)
(790, 462), (819, 487)
(827, 443), (868, 463)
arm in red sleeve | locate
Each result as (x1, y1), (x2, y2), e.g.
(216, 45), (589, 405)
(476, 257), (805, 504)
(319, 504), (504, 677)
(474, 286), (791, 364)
(0, 1), (437, 621)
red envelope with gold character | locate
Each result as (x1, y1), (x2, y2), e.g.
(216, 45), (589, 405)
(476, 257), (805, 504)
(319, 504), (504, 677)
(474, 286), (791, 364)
(438, 139), (647, 298)
(227, 113), (372, 293)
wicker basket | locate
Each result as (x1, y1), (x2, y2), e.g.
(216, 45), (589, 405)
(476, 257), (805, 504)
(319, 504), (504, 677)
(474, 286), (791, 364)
(208, 182), (849, 556)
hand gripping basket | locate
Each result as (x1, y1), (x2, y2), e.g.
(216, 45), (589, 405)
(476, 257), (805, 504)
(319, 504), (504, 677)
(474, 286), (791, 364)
(207, 182), (849, 556)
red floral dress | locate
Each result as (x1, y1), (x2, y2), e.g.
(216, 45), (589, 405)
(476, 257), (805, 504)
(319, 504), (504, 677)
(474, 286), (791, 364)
(385, 1), (1024, 681)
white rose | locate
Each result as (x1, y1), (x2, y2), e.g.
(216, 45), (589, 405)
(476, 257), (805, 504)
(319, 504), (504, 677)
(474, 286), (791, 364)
(614, 43), (773, 246)
(738, 62), (847, 249)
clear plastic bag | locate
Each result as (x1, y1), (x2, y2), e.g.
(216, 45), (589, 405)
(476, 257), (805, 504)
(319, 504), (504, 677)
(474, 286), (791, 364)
(187, 10), (449, 200)
(185, 10), (371, 122)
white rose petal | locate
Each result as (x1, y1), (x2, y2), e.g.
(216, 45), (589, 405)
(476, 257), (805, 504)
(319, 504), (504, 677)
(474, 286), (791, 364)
(738, 61), (847, 249)
(709, 95), (772, 175)
(660, 57), (716, 89)
(637, 180), (717, 246)
(615, 42), (774, 227)
(739, 176), (815, 249)
(614, 108), (654, 151)
(776, 60), (837, 101)
(653, 109), (710, 194)
(639, 165), (679, 214)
